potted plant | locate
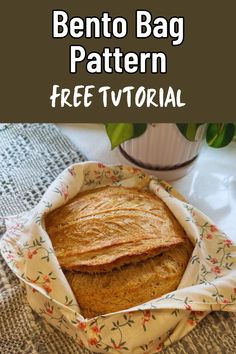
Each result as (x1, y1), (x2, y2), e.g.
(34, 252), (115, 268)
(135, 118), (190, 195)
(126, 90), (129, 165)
(105, 123), (235, 180)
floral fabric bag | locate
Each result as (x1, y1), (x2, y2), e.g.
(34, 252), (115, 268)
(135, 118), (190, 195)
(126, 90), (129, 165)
(1, 162), (235, 354)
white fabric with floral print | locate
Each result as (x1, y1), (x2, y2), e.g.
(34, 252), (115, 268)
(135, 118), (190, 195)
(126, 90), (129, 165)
(0, 162), (235, 354)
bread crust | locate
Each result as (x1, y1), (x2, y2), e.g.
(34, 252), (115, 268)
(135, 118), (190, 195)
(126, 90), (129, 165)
(65, 240), (193, 318)
(45, 186), (187, 273)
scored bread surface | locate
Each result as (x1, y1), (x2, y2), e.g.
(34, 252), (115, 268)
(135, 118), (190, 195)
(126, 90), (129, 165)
(66, 240), (193, 318)
(45, 186), (187, 273)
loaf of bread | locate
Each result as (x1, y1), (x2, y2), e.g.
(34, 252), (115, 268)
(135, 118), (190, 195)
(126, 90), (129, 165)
(45, 186), (193, 318)
(65, 242), (192, 318)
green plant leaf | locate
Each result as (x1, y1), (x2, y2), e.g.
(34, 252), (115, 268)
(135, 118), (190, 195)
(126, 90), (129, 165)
(176, 123), (204, 141)
(105, 123), (147, 149)
(206, 123), (235, 148)
(105, 123), (235, 150)
(105, 124), (133, 149)
(133, 123), (148, 139)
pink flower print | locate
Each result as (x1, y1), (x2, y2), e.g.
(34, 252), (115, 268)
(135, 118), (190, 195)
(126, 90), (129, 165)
(43, 283), (52, 293)
(111, 175), (119, 182)
(68, 166), (76, 176)
(45, 304), (54, 315)
(210, 257), (218, 264)
(187, 319), (196, 326)
(88, 338), (98, 346)
(156, 344), (163, 352)
(78, 321), (87, 330)
(224, 239), (233, 247)
(185, 304), (192, 311)
(92, 325), (100, 334)
(46, 308), (53, 314)
(27, 250), (37, 259)
(43, 275), (50, 283)
(6, 253), (14, 260)
(207, 233), (213, 240)
(143, 310), (151, 319)
(211, 266), (221, 275)
(98, 163), (105, 168)
(143, 310), (151, 325)
(223, 299), (230, 304)
(132, 167), (141, 173)
(128, 311), (135, 315)
(112, 342), (121, 350)
(60, 184), (69, 201)
(210, 225), (218, 233)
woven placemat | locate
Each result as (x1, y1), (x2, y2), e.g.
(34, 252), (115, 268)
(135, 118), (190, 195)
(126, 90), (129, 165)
(0, 123), (235, 354)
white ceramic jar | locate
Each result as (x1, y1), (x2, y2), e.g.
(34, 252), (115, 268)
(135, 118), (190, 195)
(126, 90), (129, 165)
(119, 123), (206, 181)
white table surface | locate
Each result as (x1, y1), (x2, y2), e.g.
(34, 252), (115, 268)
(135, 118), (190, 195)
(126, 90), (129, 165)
(57, 123), (236, 242)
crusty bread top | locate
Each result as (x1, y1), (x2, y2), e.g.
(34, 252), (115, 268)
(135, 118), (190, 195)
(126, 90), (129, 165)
(45, 186), (187, 273)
